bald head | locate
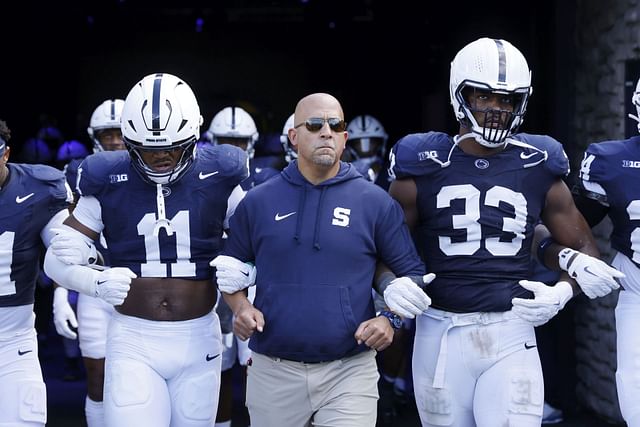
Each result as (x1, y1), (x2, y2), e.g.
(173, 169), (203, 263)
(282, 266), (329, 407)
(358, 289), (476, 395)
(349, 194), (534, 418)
(294, 93), (344, 123)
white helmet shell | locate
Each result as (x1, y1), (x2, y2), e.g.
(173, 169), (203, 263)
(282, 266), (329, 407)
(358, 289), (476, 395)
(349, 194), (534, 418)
(87, 99), (124, 152)
(121, 73), (203, 184)
(345, 114), (388, 161)
(280, 113), (296, 163)
(449, 37), (532, 148)
(206, 106), (259, 158)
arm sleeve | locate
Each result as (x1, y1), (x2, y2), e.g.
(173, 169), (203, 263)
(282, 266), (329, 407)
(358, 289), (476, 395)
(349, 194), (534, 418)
(40, 209), (69, 247)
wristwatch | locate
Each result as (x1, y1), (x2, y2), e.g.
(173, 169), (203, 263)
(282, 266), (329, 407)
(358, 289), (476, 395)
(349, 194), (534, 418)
(378, 310), (402, 330)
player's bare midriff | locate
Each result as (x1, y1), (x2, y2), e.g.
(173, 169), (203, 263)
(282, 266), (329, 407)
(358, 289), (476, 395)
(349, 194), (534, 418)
(116, 277), (216, 321)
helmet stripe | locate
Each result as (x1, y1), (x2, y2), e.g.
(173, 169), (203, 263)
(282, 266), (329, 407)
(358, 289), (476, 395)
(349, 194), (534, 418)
(493, 39), (507, 83)
(231, 107), (237, 130)
(152, 74), (163, 130)
(110, 100), (116, 120)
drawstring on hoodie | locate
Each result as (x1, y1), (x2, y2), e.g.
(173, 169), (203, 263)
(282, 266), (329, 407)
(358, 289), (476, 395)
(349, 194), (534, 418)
(294, 185), (307, 244)
(293, 184), (327, 250)
(312, 187), (327, 250)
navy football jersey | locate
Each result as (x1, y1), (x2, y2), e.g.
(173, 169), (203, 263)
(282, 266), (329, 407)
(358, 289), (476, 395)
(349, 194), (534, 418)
(62, 157), (85, 196)
(77, 145), (248, 279)
(0, 163), (71, 306)
(578, 136), (640, 266)
(390, 132), (569, 312)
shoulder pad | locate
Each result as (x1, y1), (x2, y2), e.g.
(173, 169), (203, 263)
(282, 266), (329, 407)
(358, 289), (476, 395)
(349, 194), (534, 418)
(18, 163), (70, 202)
(580, 137), (638, 185)
(586, 137), (634, 158)
(21, 163), (65, 182)
(389, 132), (452, 179)
(77, 151), (131, 197)
(511, 133), (569, 177)
(198, 144), (249, 183)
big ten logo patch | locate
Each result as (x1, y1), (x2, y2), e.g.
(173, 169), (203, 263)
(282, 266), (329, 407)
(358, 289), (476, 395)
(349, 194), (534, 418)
(109, 174), (128, 183)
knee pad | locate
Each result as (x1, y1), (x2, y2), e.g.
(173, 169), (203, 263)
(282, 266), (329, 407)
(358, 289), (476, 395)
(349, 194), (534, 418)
(176, 369), (219, 422)
(18, 380), (47, 424)
(507, 369), (543, 417)
(417, 386), (453, 426)
(108, 360), (151, 408)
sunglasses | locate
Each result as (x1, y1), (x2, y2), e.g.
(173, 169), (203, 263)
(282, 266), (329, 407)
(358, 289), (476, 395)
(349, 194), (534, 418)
(294, 117), (347, 132)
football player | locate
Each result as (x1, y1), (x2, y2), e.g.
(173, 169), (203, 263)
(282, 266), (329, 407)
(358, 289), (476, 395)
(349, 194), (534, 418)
(51, 99), (127, 427)
(344, 114), (391, 188)
(571, 76), (640, 426)
(206, 106), (280, 189)
(44, 73), (248, 427)
(386, 37), (615, 426)
(0, 118), (73, 426)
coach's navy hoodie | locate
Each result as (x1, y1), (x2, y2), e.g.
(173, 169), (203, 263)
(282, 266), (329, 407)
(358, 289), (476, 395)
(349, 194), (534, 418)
(223, 161), (424, 362)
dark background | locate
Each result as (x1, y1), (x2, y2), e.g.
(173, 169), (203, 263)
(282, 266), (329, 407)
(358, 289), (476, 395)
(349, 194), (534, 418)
(1, 0), (573, 160)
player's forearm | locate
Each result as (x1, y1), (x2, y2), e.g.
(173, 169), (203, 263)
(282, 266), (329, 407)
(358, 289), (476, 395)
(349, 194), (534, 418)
(44, 247), (99, 297)
(221, 289), (251, 315)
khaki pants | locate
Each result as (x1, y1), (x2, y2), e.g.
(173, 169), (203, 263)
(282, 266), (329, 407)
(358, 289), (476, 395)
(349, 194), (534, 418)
(247, 350), (379, 427)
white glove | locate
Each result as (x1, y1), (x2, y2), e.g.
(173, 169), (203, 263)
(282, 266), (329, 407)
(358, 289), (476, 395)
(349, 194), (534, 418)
(511, 280), (573, 327)
(53, 287), (78, 339)
(50, 227), (97, 265)
(210, 255), (256, 294)
(558, 248), (625, 299)
(383, 274), (435, 319)
(92, 267), (136, 306)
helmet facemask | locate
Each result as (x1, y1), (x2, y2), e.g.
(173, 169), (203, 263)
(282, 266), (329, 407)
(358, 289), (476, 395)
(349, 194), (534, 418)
(455, 85), (530, 147)
(124, 136), (197, 185)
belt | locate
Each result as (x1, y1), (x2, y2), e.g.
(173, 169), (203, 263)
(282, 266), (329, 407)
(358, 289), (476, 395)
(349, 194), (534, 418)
(424, 308), (518, 389)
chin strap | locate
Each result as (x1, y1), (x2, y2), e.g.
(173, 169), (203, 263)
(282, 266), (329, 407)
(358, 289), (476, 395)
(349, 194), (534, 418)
(429, 134), (466, 168)
(153, 183), (174, 236)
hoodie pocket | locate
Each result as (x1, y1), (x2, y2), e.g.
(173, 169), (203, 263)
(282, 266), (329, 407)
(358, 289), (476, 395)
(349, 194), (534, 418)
(255, 283), (359, 360)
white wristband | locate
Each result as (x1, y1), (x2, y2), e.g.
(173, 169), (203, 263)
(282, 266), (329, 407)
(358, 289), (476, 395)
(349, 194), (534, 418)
(558, 248), (578, 271)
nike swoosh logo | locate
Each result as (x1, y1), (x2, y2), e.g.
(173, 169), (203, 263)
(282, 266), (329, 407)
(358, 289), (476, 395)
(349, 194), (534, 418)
(199, 171), (220, 179)
(583, 266), (598, 277)
(97, 280), (107, 285)
(18, 349), (33, 356)
(520, 152), (538, 160)
(206, 353), (220, 361)
(275, 212), (296, 221)
(16, 193), (35, 203)
(524, 343), (537, 350)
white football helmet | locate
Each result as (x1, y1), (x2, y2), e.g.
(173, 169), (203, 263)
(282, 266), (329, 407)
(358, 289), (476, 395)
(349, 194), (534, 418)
(629, 77), (640, 133)
(206, 106), (259, 159)
(345, 115), (388, 161)
(280, 113), (296, 163)
(450, 37), (532, 148)
(87, 99), (124, 152)
(121, 73), (203, 185)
